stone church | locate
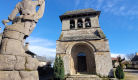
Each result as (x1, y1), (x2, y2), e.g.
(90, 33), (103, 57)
(56, 8), (113, 77)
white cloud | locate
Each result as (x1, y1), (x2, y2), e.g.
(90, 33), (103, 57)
(25, 37), (56, 57)
(111, 53), (125, 58)
(127, 26), (134, 30)
(75, 0), (80, 8)
(26, 37), (55, 47)
(29, 46), (56, 57)
(96, 0), (103, 9)
(85, 2), (89, 8)
(102, 0), (138, 17)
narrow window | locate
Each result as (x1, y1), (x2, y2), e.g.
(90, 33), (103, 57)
(85, 18), (91, 28)
(70, 19), (75, 29)
(77, 19), (83, 28)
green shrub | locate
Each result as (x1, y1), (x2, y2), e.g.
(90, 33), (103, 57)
(53, 55), (65, 80)
(115, 66), (124, 79)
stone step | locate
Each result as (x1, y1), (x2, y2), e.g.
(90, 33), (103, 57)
(77, 72), (90, 74)
(66, 75), (101, 80)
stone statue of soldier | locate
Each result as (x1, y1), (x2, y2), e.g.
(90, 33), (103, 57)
(2, 0), (45, 37)
(1, 0), (45, 54)
(0, 0), (45, 80)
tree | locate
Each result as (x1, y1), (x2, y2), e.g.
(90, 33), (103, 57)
(43, 55), (55, 67)
(115, 66), (124, 79)
(59, 55), (65, 80)
(115, 56), (125, 79)
(53, 55), (60, 80)
(53, 55), (65, 80)
(125, 53), (135, 61)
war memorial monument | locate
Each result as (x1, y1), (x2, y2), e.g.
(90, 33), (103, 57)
(0, 0), (45, 80)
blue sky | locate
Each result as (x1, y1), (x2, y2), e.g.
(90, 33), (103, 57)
(0, 0), (138, 58)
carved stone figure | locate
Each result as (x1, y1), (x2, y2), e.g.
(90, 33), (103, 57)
(2, 0), (45, 36)
(0, 0), (45, 80)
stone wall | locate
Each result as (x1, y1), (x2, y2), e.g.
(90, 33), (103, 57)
(94, 52), (113, 77)
(56, 39), (113, 77)
(56, 39), (110, 54)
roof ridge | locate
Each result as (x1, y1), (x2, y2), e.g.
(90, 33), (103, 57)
(62, 8), (98, 16)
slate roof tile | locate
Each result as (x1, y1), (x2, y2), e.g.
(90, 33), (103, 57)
(62, 8), (97, 16)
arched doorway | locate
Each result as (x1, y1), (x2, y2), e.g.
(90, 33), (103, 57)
(78, 53), (87, 72)
(70, 43), (96, 74)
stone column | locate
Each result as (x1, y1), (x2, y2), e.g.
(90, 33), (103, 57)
(75, 19), (78, 29)
(82, 18), (85, 28)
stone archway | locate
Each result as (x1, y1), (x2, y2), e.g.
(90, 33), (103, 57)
(69, 43), (96, 74)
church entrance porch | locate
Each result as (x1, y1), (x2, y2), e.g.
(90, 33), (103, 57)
(70, 43), (96, 75)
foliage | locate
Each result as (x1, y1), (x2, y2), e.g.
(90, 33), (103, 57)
(53, 55), (65, 80)
(43, 55), (55, 68)
(117, 55), (125, 67)
(125, 53), (135, 61)
(59, 55), (65, 80)
(115, 66), (125, 79)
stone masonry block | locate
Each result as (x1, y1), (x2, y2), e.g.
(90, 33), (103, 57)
(4, 23), (25, 34)
(14, 56), (25, 70)
(0, 38), (8, 54)
(25, 57), (39, 70)
(3, 30), (24, 41)
(0, 38), (22, 55)
(0, 55), (16, 70)
(0, 71), (21, 80)
(19, 71), (39, 80)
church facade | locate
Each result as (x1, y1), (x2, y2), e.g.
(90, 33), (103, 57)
(56, 8), (113, 77)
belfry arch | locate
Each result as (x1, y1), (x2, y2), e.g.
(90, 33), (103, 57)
(69, 43), (96, 74)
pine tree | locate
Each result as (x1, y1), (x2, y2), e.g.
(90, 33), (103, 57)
(115, 66), (124, 79)
(59, 55), (65, 80)
(53, 55), (65, 80)
(53, 55), (60, 80)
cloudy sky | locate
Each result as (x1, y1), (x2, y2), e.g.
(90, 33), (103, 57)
(0, 0), (138, 58)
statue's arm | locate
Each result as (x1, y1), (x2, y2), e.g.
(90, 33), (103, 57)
(8, 3), (20, 21)
(33, 0), (45, 21)
(2, 3), (20, 26)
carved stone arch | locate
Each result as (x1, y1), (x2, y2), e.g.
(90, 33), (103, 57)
(65, 41), (96, 54)
(66, 41), (96, 74)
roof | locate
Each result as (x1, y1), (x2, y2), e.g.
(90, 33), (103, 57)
(36, 55), (47, 62)
(111, 57), (118, 61)
(61, 35), (101, 41)
(131, 55), (138, 61)
(22, 43), (47, 62)
(58, 29), (106, 41)
(22, 45), (36, 55)
(62, 8), (97, 16)
(59, 8), (101, 21)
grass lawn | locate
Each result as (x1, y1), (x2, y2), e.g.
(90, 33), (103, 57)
(124, 72), (138, 80)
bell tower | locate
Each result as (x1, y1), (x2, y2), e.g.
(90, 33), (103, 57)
(56, 8), (113, 77)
